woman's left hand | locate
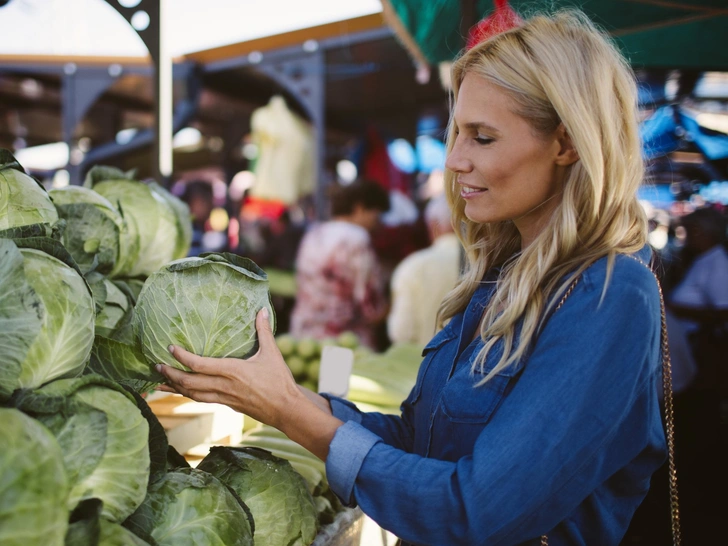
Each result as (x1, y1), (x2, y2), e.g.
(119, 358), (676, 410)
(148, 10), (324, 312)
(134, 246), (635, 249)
(156, 308), (301, 430)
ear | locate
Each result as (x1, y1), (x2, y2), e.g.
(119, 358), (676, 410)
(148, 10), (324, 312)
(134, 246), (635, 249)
(554, 124), (579, 166)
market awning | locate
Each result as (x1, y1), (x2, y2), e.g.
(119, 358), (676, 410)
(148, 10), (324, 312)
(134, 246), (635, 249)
(381, 0), (728, 70)
(641, 105), (728, 160)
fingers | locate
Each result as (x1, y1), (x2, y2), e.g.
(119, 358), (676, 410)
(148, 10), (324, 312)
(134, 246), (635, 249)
(157, 363), (226, 399)
(155, 384), (178, 393)
(168, 345), (222, 375)
(254, 307), (277, 353)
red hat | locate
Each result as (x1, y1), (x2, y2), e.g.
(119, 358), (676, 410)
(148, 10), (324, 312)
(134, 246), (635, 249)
(466, 0), (523, 50)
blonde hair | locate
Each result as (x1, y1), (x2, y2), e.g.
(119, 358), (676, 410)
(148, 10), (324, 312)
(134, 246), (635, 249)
(438, 10), (647, 383)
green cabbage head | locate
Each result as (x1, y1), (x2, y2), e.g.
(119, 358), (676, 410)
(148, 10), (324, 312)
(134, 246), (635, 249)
(92, 179), (182, 277)
(49, 185), (138, 277)
(0, 237), (95, 396)
(0, 408), (69, 546)
(133, 253), (275, 369)
(124, 468), (254, 546)
(0, 149), (58, 231)
(197, 447), (318, 546)
(13, 376), (150, 523)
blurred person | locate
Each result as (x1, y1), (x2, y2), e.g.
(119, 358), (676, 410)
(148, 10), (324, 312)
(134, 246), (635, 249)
(181, 180), (214, 256)
(669, 207), (728, 330)
(387, 193), (462, 346)
(256, 209), (306, 272)
(289, 179), (390, 348)
(158, 11), (673, 544)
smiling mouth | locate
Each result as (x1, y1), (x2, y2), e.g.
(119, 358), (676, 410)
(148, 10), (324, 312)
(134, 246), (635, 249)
(460, 185), (487, 198)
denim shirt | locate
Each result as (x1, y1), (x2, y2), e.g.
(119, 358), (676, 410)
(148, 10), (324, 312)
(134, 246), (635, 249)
(322, 247), (666, 546)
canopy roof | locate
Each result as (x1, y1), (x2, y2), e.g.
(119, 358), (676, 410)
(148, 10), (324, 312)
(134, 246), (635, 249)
(0, 0), (383, 58)
(382, 0), (728, 69)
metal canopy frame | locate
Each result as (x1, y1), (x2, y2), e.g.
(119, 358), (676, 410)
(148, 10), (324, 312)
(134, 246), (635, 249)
(203, 26), (392, 217)
(0, 15), (393, 212)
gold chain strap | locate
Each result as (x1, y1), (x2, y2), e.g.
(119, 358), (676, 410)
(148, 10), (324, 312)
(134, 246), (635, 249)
(540, 262), (681, 545)
(646, 263), (682, 546)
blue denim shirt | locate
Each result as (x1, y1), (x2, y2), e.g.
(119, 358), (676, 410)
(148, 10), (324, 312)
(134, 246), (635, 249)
(322, 247), (666, 546)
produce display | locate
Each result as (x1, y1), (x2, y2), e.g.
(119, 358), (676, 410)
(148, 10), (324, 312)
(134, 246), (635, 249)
(275, 329), (421, 414)
(198, 447), (317, 546)
(275, 331), (361, 392)
(0, 147), (425, 546)
(0, 150), (318, 546)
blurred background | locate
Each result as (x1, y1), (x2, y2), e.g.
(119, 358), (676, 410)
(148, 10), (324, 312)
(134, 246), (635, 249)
(1, 1), (726, 544)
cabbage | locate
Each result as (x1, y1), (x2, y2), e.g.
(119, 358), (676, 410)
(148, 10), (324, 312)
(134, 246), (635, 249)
(93, 179), (180, 278)
(0, 239), (44, 398)
(88, 335), (163, 395)
(49, 186), (137, 277)
(133, 253), (275, 369)
(95, 279), (131, 339)
(124, 468), (254, 546)
(65, 499), (152, 546)
(0, 237), (94, 395)
(0, 408), (69, 546)
(12, 376), (150, 523)
(0, 150), (58, 230)
(197, 446), (318, 546)
(148, 182), (192, 260)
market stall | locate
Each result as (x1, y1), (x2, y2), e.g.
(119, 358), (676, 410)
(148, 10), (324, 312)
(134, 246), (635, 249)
(0, 149), (428, 545)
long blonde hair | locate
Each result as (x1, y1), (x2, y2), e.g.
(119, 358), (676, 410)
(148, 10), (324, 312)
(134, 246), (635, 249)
(438, 10), (647, 383)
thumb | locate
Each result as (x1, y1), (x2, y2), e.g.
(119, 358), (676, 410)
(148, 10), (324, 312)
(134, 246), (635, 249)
(254, 307), (277, 353)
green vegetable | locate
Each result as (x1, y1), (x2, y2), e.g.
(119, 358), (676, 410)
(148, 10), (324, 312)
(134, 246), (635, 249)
(124, 468), (254, 546)
(0, 149), (58, 231)
(13, 376), (150, 522)
(92, 178), (181, 277)
(305, 359), (320, 382)
(0, 408), (69, 546)
(148, 182), (192, 261)
(336, 331), (359, 349)
(197, 447), (317, 546)
(65, 499), (151, 546)
(296, 338), (320, 359)
(95, 279), (131, 339)
(287, 355), (307, 378)
(133, 253), (275, 369)
(0, 239), (44, 399)
(0, 238), (94, 395)
(88, 336), (163, 394)
(275, 333), (296, 357)
(49, 186), (137, 277)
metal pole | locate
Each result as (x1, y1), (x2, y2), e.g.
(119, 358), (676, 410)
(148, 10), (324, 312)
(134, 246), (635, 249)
(157, 0), (173, 182)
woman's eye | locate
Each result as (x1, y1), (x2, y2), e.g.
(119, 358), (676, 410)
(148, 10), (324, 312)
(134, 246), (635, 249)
(474, 136), (494, 145)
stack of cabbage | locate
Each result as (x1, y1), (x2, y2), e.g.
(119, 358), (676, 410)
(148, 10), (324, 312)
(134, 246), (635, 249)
(0, 150), (321, 546)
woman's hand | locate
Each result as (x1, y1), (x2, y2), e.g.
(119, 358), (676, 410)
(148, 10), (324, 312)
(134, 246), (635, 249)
(156, 308), (343, 459)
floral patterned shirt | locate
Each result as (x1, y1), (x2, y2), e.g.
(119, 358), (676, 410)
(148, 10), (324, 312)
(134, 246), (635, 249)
(290, 221), (387, 348)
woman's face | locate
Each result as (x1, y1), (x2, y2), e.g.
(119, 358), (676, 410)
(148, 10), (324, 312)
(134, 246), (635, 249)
(445, 74), (567, 247)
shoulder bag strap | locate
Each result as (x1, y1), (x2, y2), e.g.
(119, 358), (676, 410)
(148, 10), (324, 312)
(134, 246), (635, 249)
(541, 262), (681, 546)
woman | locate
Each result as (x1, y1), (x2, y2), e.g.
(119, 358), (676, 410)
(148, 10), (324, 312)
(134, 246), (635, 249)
(157, 10), (666, 545)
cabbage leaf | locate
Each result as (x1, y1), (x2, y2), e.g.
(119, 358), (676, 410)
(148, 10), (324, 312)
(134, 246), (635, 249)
(0, 408), (69, 546)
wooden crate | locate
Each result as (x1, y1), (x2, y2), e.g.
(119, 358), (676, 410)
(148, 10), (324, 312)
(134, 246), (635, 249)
(147, 392), (244, 460)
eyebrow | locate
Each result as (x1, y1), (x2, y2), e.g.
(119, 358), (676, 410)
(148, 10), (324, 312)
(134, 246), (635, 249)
(460, 121), (501, 135)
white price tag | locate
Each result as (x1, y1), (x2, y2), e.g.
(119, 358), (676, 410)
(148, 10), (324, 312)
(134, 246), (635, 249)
(318, 346), (354, 397)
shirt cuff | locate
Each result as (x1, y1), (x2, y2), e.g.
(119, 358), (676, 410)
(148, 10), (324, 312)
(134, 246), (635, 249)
(319, 394), (363, 424)
(326, 421), (381, 506)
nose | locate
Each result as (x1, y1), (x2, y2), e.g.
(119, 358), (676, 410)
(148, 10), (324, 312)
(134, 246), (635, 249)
(445, 137), (471, 174)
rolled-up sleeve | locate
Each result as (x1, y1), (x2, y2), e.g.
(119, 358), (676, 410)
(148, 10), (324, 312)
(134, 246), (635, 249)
(325, 421), (382, 505)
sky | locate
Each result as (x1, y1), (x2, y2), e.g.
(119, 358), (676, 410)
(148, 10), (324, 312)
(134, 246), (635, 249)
(0, 0), (383, 57)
